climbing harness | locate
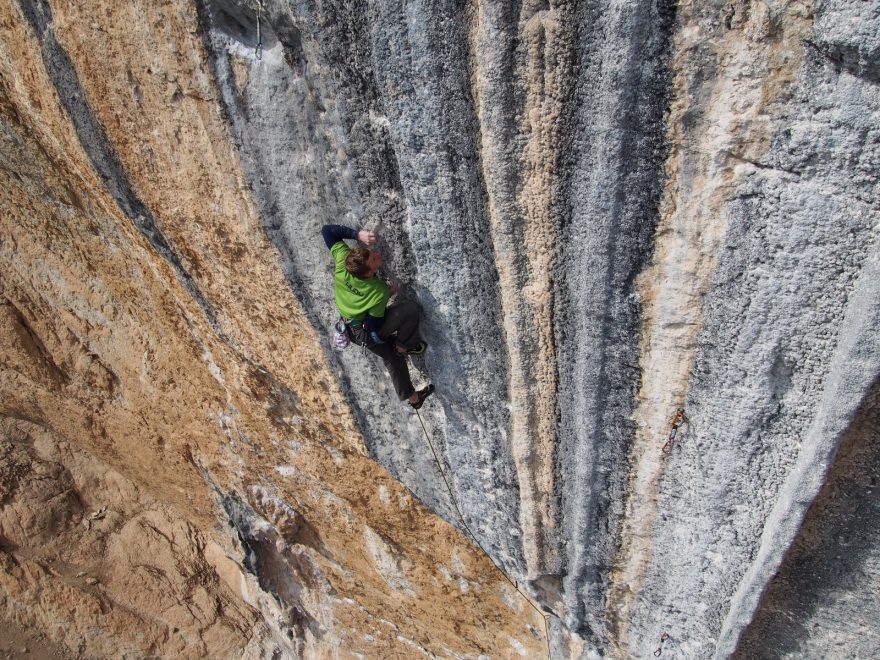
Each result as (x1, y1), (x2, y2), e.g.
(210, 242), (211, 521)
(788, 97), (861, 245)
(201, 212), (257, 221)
(662, 408), (689, 453)
(334, 317), (383, 357)
(253, 0), (264, 60)
(653, 632), (670, 656)
(413, 409), (553, 660)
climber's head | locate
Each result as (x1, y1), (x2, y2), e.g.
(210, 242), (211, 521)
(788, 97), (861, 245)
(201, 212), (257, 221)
(346, 248), (383, 278)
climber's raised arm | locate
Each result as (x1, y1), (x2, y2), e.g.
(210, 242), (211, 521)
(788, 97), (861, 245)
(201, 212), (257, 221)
(321, 224), (376, 249)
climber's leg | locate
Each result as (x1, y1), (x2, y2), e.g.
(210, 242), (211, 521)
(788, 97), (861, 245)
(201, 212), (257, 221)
(366, 341), (415, 401)
(378, 301), (423, 350)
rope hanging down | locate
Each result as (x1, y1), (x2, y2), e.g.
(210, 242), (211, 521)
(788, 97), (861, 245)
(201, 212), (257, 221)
(414, 410), (553, 660)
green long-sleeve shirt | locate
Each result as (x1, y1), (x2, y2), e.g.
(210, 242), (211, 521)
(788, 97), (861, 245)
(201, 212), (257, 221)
(330, 240), (390, 322)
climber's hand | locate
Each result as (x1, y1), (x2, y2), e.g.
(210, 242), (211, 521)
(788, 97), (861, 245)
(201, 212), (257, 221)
(388, 280), (400, 295)
(358, 229), (378, 246)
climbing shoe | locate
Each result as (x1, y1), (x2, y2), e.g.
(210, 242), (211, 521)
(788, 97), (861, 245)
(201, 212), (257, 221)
(406, 341), (427, 355)
(409, 384), (435, 410)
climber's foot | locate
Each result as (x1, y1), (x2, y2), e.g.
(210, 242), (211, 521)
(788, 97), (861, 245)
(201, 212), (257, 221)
(408, 384), (434, 410)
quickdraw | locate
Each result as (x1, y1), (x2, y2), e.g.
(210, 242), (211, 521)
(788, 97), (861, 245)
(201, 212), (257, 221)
(662, 408), (689, 453)
(253, 0), (264, 60)
(654, 632), (670, 656)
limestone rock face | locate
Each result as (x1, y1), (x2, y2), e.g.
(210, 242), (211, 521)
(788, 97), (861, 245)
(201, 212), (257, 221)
(1, 0), (878, 658)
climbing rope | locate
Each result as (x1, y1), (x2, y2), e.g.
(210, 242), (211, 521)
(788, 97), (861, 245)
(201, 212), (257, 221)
(414, 409), (553, 660)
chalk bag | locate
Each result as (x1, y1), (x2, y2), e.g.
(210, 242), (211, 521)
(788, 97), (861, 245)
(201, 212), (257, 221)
(333, 319), (350, 350)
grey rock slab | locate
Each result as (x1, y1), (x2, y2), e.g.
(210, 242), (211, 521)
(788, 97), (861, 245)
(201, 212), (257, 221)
(624, 4), (880, 655)
(556, 0), (674, 645)
(733, 378), (880, 659)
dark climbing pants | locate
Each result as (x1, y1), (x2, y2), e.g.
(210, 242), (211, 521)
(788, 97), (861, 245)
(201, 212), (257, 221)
(361, 301), (423, 400)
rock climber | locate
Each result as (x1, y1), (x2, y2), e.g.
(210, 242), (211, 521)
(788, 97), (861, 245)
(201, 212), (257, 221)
(322, 224), (434, 409)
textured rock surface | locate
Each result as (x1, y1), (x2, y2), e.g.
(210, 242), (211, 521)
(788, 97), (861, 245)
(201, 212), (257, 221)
(1, 0), (878, 657)
(735, 380), (880, 659)
(0, 419), (273, 657)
